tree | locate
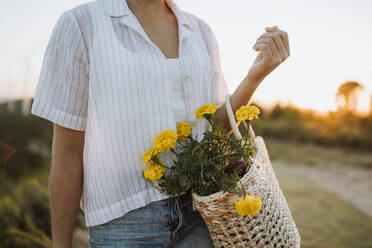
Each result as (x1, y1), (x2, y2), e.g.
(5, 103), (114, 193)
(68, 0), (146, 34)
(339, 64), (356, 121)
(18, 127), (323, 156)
(335, 81), (364, 115)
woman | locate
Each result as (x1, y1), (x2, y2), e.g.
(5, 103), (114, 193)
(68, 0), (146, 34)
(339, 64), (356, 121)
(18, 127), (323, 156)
(30, 0), (290, 247)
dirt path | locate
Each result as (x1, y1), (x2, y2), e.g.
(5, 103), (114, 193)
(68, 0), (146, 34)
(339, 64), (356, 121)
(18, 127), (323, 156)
(273, 161), (372, 248)
(266, 139), (372, 218)
(294, 162), (372, 218)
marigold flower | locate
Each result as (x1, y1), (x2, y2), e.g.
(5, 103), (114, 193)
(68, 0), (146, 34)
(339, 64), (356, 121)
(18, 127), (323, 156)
(154, 129), (177, 152)
(142, 147), (160, 165)
(176, 122), (192, 141)
(235, 105), (260, 121)
(195, 103), (216, 119)
(235, 195), (262, 216)
(144, 161), (166, 182)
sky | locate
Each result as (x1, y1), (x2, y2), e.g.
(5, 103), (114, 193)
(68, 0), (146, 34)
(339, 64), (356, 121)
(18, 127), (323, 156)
(0, 0), (371, 113)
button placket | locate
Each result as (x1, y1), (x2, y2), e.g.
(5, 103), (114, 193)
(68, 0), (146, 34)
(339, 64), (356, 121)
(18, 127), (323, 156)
(164, 59), (177, 131)
(183, 75), (191, 82)
(183, 78), (191, 102)
(181, 61), (193, 124)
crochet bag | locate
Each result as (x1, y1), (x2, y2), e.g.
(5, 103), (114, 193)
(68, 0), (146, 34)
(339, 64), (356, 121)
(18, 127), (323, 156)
(191, 94), (301, 248)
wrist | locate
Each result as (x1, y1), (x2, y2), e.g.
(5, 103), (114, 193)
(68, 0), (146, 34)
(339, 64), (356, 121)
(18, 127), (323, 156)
(245, 74), (263, 87)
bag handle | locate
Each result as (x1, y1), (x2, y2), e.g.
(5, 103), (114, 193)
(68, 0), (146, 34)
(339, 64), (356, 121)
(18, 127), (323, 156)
(225, 94), (256, 140)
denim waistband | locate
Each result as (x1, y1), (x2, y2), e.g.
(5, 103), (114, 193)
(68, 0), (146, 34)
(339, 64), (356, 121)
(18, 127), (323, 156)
(162, 191), (192, 211)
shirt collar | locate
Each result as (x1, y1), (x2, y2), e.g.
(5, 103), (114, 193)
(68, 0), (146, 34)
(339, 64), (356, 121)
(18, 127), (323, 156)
(101, 0), (194, 31)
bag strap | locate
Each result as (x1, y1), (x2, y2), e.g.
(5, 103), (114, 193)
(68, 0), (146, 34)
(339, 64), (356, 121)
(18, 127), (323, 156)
(225, 94), (256, 140)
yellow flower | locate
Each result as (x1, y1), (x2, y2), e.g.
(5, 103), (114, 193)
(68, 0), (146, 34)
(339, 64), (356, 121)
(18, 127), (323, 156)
(195, 103), (216, 119)
(144, 161), (166, 182)
(235, 105), (260, 121)
(142, 147), (160, 165)
(235, 195), (262, 216)
(153, 129), (177, 152)
(176, 122), (192, 141)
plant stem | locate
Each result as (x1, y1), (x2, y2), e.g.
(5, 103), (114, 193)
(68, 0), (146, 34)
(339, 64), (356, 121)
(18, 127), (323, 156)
(244, 120), (248, 143)
(160, 164), (172, 169)
(238, 180), (247, 198)
(205, 114), (214, 130)
(176, 140), (186, 147)
(152, 159), (172, 169)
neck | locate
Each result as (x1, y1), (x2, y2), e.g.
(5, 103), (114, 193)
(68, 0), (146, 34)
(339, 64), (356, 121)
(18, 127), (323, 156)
(126, 0), (170, 15)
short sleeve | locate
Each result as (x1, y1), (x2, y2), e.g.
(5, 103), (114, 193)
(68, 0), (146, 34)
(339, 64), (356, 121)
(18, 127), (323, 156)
(205, 25), (229, 109)
(31, 10), (89, 131)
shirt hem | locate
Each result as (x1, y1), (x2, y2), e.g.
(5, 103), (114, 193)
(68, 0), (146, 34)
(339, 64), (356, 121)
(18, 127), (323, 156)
(83, 185), (170, 227)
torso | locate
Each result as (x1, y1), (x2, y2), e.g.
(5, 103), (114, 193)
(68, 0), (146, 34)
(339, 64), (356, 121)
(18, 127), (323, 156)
(48, 0), (226, 227)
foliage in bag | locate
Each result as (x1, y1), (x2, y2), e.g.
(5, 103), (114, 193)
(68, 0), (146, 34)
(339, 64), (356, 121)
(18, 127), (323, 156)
(142, 103), (262, 215)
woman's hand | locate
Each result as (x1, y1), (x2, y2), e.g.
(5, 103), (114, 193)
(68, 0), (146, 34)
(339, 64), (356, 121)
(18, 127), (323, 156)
(217, 26), (290, 132)
(247, 25), (290, 84)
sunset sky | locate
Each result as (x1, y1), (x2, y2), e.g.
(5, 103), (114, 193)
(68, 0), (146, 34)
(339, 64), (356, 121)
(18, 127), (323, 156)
(0, 0), (371, 113)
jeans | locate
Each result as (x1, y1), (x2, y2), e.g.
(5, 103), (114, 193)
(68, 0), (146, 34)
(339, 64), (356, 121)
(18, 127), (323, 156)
(88, 191), (214, 247)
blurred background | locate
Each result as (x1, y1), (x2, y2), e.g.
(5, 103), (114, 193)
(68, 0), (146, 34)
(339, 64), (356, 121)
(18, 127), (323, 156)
(0, 0), (371, 247)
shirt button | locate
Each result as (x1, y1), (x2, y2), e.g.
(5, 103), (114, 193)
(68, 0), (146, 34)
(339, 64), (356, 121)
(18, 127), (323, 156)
(183, 75), (191, 82)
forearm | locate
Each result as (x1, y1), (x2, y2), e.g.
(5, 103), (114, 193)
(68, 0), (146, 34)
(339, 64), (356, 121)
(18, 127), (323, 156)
(50, 141), (83, 248)
(215, 75), (262, 133)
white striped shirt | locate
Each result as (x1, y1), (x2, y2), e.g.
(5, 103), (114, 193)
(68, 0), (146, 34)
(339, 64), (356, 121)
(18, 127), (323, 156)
(31, 0), (228, 227)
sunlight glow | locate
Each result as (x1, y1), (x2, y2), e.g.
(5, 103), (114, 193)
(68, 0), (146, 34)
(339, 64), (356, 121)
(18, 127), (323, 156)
(0, 0), (371, 113)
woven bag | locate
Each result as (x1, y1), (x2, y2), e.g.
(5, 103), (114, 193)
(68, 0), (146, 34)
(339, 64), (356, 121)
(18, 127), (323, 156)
(191, 94), (301, 248)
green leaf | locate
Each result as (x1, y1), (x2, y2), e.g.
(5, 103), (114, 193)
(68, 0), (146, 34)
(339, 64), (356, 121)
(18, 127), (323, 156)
(179, 175), (189, 187)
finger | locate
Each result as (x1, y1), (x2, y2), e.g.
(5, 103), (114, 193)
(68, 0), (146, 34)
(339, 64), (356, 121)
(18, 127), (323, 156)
(254, 43), (273, 61)
(272, 26), (290, 56)
(254, 38), (280, 62)
(255, 38), (280, 62)
(257, 32), (288, 60)
(265, 27), (289, 58)
(266, 26), (290, 56)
